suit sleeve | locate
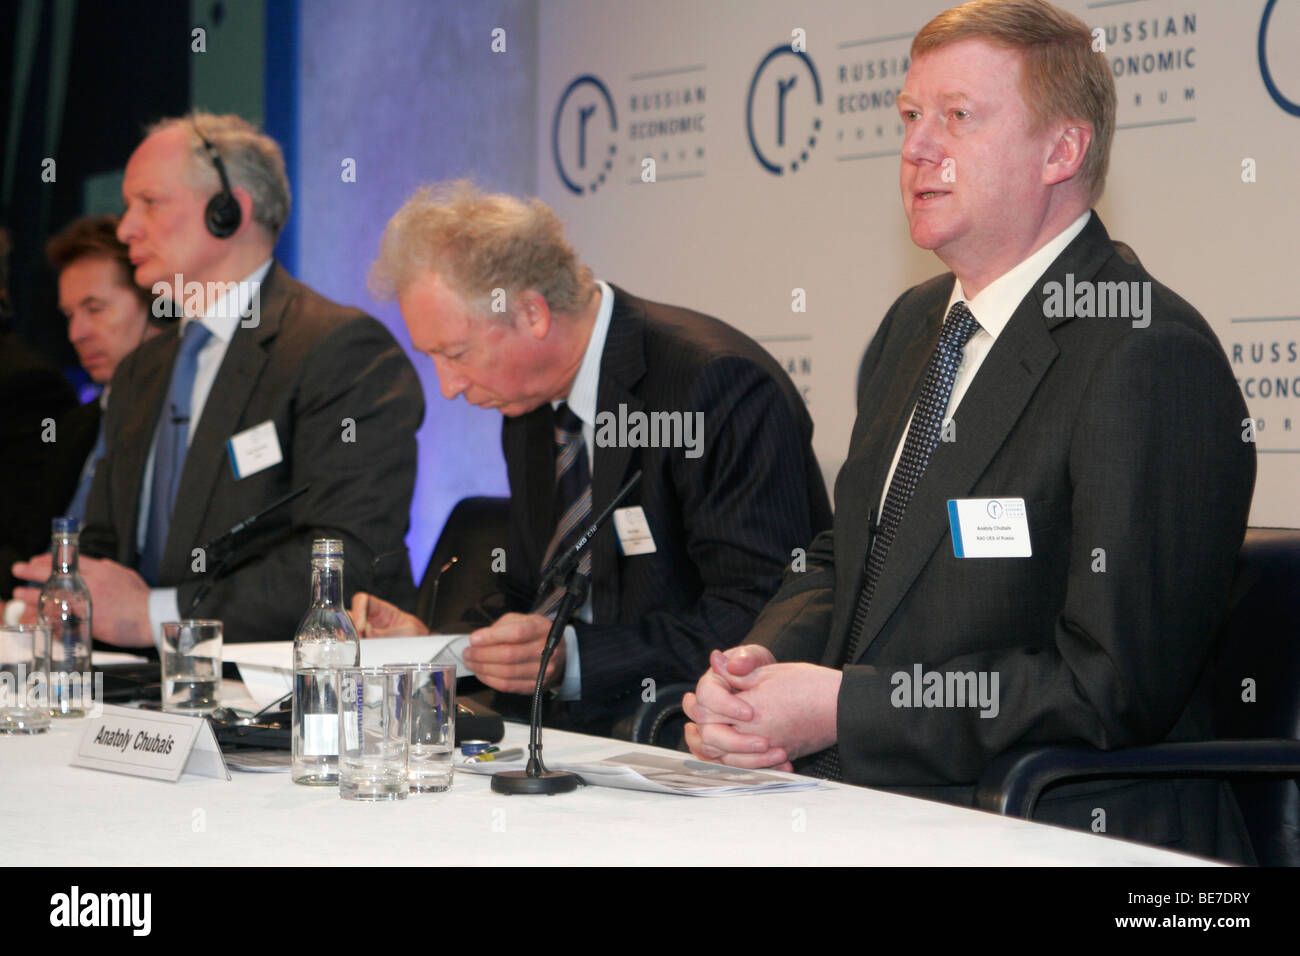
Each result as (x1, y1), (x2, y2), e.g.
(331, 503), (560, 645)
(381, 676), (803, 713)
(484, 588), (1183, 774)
(176, 316), (424, 640)
(835, 321), (1255, 785)
(573, 355), (826, 703)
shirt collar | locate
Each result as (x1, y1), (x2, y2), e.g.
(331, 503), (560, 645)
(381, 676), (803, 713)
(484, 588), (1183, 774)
(555, 279), (614, 427)
(947, 211), (1091, 339)
(180, 258), (273, 343)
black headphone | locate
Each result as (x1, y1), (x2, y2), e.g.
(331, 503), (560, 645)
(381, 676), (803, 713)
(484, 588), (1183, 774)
(193, 120), (242, 239)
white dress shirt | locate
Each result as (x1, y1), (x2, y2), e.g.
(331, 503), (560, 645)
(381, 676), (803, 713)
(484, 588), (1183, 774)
(143, 259), (273, 646)
(878, 212), (1091, 514)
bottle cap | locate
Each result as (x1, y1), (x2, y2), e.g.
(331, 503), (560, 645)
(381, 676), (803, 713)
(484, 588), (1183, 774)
(311, 538), (344, 558)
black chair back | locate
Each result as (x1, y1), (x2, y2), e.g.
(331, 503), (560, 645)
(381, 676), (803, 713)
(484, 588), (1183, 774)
(1211, 527), (1300, 866)
(416, 497), (510, 632)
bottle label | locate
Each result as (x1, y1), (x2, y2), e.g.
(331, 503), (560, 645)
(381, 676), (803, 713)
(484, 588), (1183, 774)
(303, 714), (338, 756)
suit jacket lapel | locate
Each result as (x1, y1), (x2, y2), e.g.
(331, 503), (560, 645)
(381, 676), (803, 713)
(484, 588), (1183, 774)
(845, 216), (1117, 662)
(822, 294), (943, 666)
(851, 299), (1060, 660)
(161, 263), (285, 574)
(590, 287), (646, 625)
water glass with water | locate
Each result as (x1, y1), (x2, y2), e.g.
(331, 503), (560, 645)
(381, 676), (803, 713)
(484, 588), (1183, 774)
(160, 620), (222, 716)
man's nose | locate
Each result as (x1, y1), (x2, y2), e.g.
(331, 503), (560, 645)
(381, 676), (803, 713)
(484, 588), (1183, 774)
(901, 115), (942, 168)
(432, 357), (466, 400)
(116, 207), (139, 244)
(67, 310), (91, 343)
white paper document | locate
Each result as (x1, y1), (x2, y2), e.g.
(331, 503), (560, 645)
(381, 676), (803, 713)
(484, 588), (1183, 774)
(223, 635), (473, 709)
(459, 750), (823, 796)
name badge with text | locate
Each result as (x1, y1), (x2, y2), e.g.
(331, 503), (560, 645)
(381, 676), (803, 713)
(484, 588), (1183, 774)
(227, 420), (283, 480)
(71, 704), (230, 782)
(613, 506), (657, 556)
(947, 498), (1032, 558)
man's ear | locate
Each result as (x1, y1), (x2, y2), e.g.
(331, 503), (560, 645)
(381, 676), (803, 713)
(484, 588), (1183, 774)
(228, 185), (257, 238)
(515, 289), (553, 340)
(1044, 124), (1091, 187)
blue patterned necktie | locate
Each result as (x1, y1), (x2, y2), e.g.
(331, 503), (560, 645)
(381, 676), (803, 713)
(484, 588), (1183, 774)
(536, 402), (593, 617)
(139, 321), (213, 585)
(65, 416), (106, 526)
(812, 301), (982, 780)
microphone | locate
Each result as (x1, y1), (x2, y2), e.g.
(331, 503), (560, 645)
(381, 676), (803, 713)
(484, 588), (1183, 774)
(533, 470), (642, 606)
(423, 556), (458, 628)
(187, 485), (311, 613)
(492, 469), (643, 797)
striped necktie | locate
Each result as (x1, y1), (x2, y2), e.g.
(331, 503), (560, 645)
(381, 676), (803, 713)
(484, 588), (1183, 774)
(811, 301), (982, 780)
(536, 402), (593, 617)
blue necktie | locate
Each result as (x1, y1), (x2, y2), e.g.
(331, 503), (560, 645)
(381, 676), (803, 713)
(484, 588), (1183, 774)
(139, 321), (212, 585)
(65, 416), (106, 526)
(812, 301), (982, 780)
(536, 402), (592, 617)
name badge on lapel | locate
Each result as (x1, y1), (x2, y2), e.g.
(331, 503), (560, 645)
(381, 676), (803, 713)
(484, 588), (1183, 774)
(947, 498), (1032, 558)
(227, 420), (283, 480)
(613, 506), (657, 556)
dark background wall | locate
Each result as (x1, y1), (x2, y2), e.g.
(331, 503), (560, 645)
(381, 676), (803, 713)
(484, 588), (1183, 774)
(1, 0), (536, 580)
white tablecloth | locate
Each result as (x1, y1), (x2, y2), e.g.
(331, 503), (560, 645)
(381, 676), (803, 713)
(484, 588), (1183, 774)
(0, 708), (1216, 866)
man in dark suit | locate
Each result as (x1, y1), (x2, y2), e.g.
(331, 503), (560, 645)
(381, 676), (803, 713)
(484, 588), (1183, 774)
(354, 182), (831, 735)
(43, 215), (160, 525)
(684, 0), (1255, 862)
(12, 113), (423, 646)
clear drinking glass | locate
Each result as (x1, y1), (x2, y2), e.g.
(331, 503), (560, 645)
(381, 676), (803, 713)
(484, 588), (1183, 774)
(405, 663), (456, 793)
(337, 666), (409, 801)
(0, 625), (50, 734)
(160, 620), (222, 715)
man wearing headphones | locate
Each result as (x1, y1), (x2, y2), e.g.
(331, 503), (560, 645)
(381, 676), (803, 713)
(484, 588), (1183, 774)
(42, 215), (160, 526)
(12, 113), (424, 647)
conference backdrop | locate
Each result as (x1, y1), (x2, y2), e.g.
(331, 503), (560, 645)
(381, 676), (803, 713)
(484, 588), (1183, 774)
(533, 0), (1300, 528)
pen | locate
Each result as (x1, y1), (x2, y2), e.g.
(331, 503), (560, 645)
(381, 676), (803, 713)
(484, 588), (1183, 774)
(466, 747), (523, 763)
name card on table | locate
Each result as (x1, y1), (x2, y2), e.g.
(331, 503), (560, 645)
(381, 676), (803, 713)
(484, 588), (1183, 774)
(71, 704), (230, 782)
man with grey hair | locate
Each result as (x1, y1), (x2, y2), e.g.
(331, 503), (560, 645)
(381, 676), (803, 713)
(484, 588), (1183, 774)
(355, 181), (831, 738)
(12, 113), (424, 646)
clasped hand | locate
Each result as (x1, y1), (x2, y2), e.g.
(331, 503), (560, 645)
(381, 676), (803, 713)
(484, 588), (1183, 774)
(683, 645), (842, 771)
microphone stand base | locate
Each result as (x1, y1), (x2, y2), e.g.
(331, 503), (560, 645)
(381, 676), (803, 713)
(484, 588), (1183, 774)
(491, 769), (583, 795)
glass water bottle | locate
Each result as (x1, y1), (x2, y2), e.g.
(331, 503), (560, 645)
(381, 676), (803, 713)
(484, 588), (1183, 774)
(291, 539), (361, 784)
(38, 517), (93, 717)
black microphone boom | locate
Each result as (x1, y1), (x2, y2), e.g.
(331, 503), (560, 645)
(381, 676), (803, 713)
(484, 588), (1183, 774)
(494, 469), (643, 796)
(534, 470), (642, 605)
(203, 484), (310, 556)
(187, 484), (310, 613)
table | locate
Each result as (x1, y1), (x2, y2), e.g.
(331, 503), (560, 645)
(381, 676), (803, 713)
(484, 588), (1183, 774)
(1, 712), (1217, 866)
